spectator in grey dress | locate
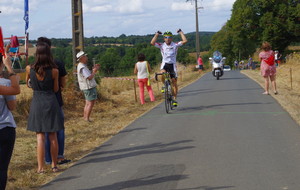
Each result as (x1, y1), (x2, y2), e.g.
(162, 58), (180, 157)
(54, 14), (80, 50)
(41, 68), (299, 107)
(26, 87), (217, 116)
(25, 42), (64, 173)
(36, 37), (71, 166)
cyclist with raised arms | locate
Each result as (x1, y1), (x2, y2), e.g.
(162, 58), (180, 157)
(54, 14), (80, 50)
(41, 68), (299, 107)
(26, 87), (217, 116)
(150, 29), (187, 107)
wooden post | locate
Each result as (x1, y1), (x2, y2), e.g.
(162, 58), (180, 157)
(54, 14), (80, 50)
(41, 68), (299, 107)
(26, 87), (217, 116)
(290, 68), (293, 90)
(133, 79), (137, 102)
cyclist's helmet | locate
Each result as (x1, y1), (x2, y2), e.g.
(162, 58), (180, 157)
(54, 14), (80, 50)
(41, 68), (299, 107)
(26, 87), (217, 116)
(163, 31), (173, 37)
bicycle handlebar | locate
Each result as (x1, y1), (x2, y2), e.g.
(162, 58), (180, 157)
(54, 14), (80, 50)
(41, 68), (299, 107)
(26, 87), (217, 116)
(155, 72), (173, 81)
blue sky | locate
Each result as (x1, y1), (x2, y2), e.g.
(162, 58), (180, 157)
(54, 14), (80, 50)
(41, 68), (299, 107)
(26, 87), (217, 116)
(0, 0), (236, 40)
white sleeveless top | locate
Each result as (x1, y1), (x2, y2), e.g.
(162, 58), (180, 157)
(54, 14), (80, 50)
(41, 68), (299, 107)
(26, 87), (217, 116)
(136, 61), (148, 79)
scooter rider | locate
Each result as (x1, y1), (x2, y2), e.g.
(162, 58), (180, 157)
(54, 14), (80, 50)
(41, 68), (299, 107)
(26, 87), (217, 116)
(150, 29), (188, 106)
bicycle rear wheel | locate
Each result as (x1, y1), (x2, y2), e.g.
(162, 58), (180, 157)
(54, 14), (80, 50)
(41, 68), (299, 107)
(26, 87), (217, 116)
(164, 81), (171, 113)
(169, 85), (174, 110)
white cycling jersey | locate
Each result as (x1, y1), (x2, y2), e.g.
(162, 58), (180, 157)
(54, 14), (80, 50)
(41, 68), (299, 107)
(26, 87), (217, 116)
(155, 41), (183, 65)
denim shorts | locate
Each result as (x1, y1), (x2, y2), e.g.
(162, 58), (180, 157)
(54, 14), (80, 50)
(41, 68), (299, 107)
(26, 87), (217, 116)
(82, 87), (98, 101)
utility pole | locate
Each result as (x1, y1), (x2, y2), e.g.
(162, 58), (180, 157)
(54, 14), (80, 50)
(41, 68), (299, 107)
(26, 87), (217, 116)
(71, 0), (84, 88)
(186, 0), (203, 62)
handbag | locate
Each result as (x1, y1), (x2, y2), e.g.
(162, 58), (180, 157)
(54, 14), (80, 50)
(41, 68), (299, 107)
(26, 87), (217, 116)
(264, 54), (275, 66)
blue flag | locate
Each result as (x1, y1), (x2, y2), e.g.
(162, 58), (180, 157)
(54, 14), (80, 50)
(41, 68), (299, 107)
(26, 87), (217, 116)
(24, 0), (29, 33)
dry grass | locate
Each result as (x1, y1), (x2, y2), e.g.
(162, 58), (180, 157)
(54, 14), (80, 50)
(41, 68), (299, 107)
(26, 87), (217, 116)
(242, 52), (300, 125)
(6, 64), (203, 190)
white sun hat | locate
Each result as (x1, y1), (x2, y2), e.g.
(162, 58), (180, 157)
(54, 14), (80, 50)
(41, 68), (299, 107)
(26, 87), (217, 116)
(76, 51), (87, 61)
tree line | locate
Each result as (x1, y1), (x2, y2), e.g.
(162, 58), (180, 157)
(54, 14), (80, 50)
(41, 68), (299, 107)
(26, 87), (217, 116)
(210, 0), (300, 65)
(26, 32), (214, 76)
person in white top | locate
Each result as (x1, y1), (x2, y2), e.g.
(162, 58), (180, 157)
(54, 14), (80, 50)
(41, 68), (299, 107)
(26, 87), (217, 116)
(150, 29), (187, 106)
(76, 51), (100, 122)
(134, 53), (155, 105)
(274, 50), (281, 67)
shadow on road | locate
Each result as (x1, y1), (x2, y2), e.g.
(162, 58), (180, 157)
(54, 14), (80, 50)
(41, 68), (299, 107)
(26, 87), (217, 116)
(74, 140), (195, 166)
(119, 127), (147, 133)
(176, 186), (235, 190)
(179, 87), (262, 98)
(218, 77), (248, 80)
(176, 102), (271, 112)
(78, 174), (188, 190)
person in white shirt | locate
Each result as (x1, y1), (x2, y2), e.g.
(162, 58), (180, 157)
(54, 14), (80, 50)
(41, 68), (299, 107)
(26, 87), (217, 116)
(134, 53), (155, 105)
(150, 29), (187, 106)
(274, 50), (281, 67)
(76, 51), (100, 122)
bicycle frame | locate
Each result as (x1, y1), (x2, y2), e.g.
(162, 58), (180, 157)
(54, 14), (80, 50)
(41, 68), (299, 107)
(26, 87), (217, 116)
(155, 72), (174, 113)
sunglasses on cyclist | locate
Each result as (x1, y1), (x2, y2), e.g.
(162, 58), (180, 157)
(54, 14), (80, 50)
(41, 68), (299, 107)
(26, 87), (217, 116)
(164, 36), (172, 39)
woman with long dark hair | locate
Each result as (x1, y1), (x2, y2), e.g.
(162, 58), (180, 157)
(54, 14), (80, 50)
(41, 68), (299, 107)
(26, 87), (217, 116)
(26, 42), (64, 173)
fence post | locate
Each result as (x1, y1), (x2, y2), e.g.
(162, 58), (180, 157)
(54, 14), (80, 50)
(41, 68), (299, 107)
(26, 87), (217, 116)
(290, 68), (293, 90)
(133, 79), (137, 102)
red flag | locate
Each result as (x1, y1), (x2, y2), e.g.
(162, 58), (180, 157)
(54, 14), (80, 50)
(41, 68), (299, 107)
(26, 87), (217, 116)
(0, 27), (6, 58)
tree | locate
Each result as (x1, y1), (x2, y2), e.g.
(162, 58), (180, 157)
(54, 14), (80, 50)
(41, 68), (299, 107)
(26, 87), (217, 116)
(98, 48), (121, 76)
(210, 0), (300, 64)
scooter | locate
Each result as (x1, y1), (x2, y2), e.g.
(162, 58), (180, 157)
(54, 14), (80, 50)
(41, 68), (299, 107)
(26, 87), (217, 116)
(209, 51), (226, 80)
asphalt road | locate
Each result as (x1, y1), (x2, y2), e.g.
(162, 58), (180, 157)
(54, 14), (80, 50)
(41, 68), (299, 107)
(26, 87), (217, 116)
(41, 71), (300, 190)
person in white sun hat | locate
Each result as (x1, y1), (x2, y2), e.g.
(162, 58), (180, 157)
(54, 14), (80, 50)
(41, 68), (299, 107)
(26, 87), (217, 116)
(76, 51), (100, 122)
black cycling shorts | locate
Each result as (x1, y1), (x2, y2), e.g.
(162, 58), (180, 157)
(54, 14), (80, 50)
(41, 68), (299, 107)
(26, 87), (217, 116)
(162, 63), (177, 79)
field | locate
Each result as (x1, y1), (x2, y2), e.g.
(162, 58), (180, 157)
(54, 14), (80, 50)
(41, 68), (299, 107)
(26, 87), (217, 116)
(6, 64), (203, 189)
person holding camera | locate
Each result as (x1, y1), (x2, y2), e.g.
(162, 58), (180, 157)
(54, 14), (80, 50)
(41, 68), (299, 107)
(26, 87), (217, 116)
(76, 51), (100, 122)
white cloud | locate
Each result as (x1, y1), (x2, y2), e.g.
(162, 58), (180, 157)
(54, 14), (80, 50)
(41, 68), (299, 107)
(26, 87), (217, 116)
(171, 2), (193, 11)
(117, 0), (143, 13)
(83, 3), (113, 13)
(0, 6), (22, 15)
(208, 0), (236, 11)
(91, 5), (113, 12)
(90, 0), (109, 3)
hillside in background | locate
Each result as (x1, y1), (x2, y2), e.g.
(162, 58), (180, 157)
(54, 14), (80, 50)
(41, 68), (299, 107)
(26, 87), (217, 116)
(29, 31), (215, 51)
(25, 32), (215, 76)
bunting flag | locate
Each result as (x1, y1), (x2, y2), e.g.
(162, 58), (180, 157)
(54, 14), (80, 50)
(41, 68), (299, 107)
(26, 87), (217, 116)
(0, 27), (6, 58)
(24, 0), (29, 33)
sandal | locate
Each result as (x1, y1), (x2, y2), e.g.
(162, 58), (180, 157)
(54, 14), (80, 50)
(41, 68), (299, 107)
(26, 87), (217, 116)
(58, 159), (71, 165)
(52, 166), (60, 173)
(37, 170), (46, 174)
(274, 91), (278, 95)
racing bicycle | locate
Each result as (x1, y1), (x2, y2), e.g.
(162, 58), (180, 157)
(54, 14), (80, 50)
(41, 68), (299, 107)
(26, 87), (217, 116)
(155, 72), (175, 113)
